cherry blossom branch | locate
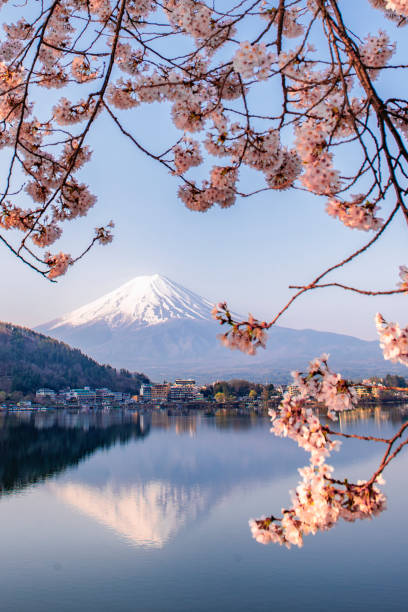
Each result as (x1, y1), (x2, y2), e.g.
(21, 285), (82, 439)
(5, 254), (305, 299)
(249, 353), (407, 548)
(288, 282), (407, 296)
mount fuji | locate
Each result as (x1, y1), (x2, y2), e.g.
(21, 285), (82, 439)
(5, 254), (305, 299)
(36, 274), (401, 382)
(45, 274), (215, 329)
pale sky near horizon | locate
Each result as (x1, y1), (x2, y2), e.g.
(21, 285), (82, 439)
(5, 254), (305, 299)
(1, 1), (407, 341)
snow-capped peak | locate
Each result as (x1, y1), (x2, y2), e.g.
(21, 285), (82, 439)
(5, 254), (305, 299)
(47, 274), (215, 330)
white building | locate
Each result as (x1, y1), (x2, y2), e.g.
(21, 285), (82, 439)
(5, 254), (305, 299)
(36, 388), (56, 400)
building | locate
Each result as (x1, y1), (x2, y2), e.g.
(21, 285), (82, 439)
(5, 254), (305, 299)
(112, 391), (127, 403)
(169, 386), (193, 402)
(140, 384), (152, 401)
(174, 379), (196, 387)
(34, 386), (135, 408)
(95, 387), (115, 406)
(372, 386), (408, 401)
(354, 385), (372, 399)
(151, 384), (170, 402)
(169, 380), (199, 402)
(287, 385), (300, 397)
(36, 388), (56, 400)
(71, 387), (97, 405)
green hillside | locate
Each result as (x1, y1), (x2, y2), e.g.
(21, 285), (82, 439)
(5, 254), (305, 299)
(0, 322), (149, 394)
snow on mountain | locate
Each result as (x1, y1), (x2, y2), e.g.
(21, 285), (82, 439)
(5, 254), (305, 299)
(36, 274), (404, 382)
(46, 274), (215, 330)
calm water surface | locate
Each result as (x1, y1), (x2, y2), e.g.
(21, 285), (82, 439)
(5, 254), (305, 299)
(0, 406), (407, 611)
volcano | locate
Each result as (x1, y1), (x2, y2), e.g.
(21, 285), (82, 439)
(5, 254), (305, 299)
(36, 274), (400, 382)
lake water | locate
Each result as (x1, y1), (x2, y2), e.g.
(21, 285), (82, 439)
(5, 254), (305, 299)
(0, 406), (408, 611)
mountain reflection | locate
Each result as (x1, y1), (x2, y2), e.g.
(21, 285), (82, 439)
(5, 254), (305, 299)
(51, 481), (208, 548)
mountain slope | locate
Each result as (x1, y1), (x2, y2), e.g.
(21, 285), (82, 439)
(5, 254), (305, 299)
(46, 274), (214, 330)
(0, 322), (149, 394)
(37, 274), (404, 382)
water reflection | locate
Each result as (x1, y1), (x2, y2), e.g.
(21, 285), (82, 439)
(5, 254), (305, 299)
(1, 407), (408, 612)
(1, 406), (408, 551)
(336, 404), (408, 429)
(51, 481), (209, 548)
(0, 410), (149, 494)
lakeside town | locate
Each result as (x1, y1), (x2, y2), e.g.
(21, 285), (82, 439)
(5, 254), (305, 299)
(2, 375), (408, 412)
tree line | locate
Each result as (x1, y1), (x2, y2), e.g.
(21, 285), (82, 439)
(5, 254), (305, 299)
(201, 380), (276, 402)
(0, 322), (149, 398)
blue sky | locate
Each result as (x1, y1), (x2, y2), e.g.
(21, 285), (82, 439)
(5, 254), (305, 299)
(1, 1), (407, 341)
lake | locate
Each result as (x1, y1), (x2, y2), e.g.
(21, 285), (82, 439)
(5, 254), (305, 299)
(0, 406), (407, 611)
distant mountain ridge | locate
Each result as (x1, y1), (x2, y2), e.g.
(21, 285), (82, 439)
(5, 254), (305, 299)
(0, 322), (149, 394)
(36, 274), (406, 382)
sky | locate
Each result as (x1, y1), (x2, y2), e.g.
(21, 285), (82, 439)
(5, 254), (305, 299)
(1, 1), (407, 342)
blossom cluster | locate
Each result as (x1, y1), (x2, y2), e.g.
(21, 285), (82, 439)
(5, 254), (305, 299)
(179, 165), (238, 211)
(249, 356), (388, 548)
(376, 313), (408, 366)
(359, 31), (395, 79)
(368, 0), (408, 23)
(232, 42), (275, 81)
(273, 355), (357, 431)
(384, 0), (408, 17)
(173, 139), (203, 175)
(95, 221), (114, 245)
(250, 474), (386, 548)
(164, 0), (234, 51)
(264, 6), (305, 39)
(389, 102), (408, 140)
(44, 252), (73, 280)
(326, 195), (384, 231)
(295, 120), (341, 196)
(211, 302), (269, 355)
(397, 265), (408, 291)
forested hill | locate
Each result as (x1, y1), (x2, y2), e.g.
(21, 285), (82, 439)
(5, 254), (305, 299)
(0, 322), (149, 394)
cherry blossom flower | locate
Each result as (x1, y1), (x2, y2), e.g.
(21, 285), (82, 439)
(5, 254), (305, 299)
(95, 221), (114, 245)
(53, 98), (99, 125)
(375, 313), (408, 366)
(31, 223), (62, 247)
(232, 41), (275, 81)
(45, 251), (73, 279)
(385, 0), (408, 17)
(359, 31), (395, 79)
(326, 195), (384, 231)
(173, 138), (203, 175)
(265, 149), (302, 190)
(397, 265), (408, 290)
(71, 57), (99, 83)
(212, 304), (269, 355)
